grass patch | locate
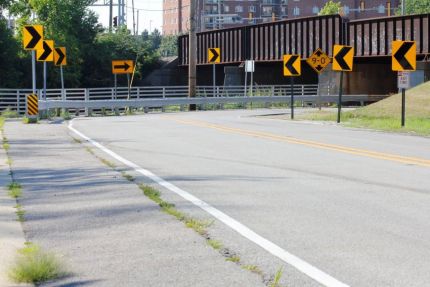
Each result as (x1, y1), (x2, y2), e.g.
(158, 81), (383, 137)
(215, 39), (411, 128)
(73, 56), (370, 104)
(207, 239), (223, 250)
(269, 267), (284, 287)
(121, 172), (135, 182)
(242, 265), (264, 275)
(1, 108), (19, 118)
(14, 204), (25, 222)
(3, 142), (10, 151)
(225, 256), (241, 263)
(298, 81), (430, 136)
(72, 137), (82, 144)
(100, 158), (116, 168)
(7, 182), (22, 198)
(8, 243), (66, 284)
(61, 110), (71, 120)
(141, 185), (162, 204)
(0, 116), (5, 129)
(6, 157), (13, 165)
(185, 218), (212, 236)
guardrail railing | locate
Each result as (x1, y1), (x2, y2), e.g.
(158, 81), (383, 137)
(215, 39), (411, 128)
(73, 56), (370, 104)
(0, 84), (386, 115)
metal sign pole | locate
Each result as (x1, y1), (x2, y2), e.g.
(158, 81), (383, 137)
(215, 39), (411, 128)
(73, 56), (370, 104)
(337, 71), (344, 123)
(290, 77), (294, 120)
(401, 88), (406, 127)
(244, 68), (248, 97)
(250, 69), (254, 97)
(213, 63), (216, 97)
(114, 74), (117, 100)
(32, 51), (36, 94)
(43, 61), (47, 101)
(60, 65), (65, 100)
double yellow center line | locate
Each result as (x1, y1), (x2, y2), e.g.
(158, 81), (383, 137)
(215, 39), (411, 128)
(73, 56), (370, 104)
(165, 117), (430, 168)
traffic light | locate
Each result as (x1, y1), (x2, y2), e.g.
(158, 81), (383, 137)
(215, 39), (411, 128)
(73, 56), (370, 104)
(113, 16), (118, 27)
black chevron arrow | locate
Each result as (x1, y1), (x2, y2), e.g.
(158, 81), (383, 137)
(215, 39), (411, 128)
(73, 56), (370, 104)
(55, 48), (65, 65)
(114, 62), (130, 71)
(209, 48), (220, 62)
(394, 42), (414, 70)
(315, 49), (323, 57)
(39, 41), (52, 61)
(334, 46), (352, 70)
(285, 55), (299, 75)
(25, 26), (42, 49)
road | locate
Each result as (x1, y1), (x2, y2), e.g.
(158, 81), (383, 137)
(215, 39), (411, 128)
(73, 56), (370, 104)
(70, 109), (430, 287)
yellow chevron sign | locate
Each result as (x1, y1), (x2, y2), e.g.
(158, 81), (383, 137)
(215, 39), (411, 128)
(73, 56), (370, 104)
(27, 94), (38, 116)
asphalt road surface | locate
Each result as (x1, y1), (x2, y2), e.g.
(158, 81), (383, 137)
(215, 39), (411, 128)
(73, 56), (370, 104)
(71, 109), (430, 287)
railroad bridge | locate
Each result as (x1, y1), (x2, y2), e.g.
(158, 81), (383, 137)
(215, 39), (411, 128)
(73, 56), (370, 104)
(177, 14), (430, 95)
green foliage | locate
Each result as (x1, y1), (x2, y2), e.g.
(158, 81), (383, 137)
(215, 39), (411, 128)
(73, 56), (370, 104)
(8, 243), (66, 284)
(2, 0), (162, 89)
(397, 0), (430, 14)
(158, 35), (178, 57)
(0, 20), (25, 88)
(319, 1), (342, 15)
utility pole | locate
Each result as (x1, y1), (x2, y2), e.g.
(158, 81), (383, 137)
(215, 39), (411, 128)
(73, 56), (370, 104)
(109, 0), (113, 32)
(401, 0), (405, 15)
(189, 0), (197, 110)
(218, 0), (222, 29)
(132, 0), (136, 35)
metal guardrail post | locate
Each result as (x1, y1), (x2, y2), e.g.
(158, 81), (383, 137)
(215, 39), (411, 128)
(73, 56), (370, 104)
(84, 89), (90, 116)
(17, 90), (21, 115)
(162, 87), (166, 112)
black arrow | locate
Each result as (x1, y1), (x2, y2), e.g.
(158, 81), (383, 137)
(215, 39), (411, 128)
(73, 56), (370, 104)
(394, 42), (414, 70)
(114, 62), (130, 71)
(315, 50), (323, 57)
(38, 41), (52, 61)
(209, 48), (219, 62)
(315, 65), (323, 71)
(25, 26), (42, 49)
(334, 47), (352, 70)
(55, 48), (65, 65)
(285, 55), (299, 75)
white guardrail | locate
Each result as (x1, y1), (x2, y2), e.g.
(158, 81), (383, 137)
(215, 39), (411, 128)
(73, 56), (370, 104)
(0, 85), (386, 114)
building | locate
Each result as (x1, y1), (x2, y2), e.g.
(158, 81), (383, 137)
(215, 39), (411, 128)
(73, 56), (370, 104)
(163, 0), (400, 35)
(163, 0), (288, 35)
(288, 0), (400, 19)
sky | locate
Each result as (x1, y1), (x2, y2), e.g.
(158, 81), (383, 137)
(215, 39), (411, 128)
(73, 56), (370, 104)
(90, 0), (163, 34)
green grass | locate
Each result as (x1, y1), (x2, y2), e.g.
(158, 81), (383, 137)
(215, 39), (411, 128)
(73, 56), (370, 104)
(242, 265), (264, 275)
(269, 267), (284, 287)
(0, 117), (4, 130)
(14, 204), (25, 222)
(299, 81), (430, 136)
(7, 182), (22, 198)
(100, 158), (116, 168)
(207, 239), (223, 250)
(121, 172), (135, 182)
(8, 243), (66, 284)
(1, 108), (19, 118)
(225, 256), (241, 263)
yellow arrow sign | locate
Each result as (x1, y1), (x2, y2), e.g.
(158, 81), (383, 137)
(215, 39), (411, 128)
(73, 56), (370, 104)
(392, 41), (416, 71)
(112, 60), (134, 74)
(332, 45), (354, 71)
(307, 48), (331, 74)
(37, 40), (54, 62)
(283, 54), (301, 76)
(208, 48), (221, 63)
(23, 25), (44, 50)
(54, 47), (67, 66)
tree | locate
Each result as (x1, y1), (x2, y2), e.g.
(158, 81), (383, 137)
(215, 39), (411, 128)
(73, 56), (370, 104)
(158, 35), (178, 57)
(319, 1), (342, 15)
(398, 0), (430, 14)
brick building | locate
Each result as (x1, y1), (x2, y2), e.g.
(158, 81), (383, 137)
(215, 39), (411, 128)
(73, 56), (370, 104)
(163, 0), (400, 35)
(288, 0), (400, 19)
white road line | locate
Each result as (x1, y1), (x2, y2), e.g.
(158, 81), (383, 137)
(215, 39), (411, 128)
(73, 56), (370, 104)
(68, 118), (349, 287)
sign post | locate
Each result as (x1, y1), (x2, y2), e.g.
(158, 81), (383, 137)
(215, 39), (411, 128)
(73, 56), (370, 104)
(23, 25), (43, 121)
(307, 49), (331, 110)
(244, 60), (255, 97)
(54, 47), (67, 114)
(332, 45), (354, 123)
(112, 60), (135, 112)
(208, 48), (220, 97)
(283, 54), (301, 120)
(392, 40), (416, 127)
